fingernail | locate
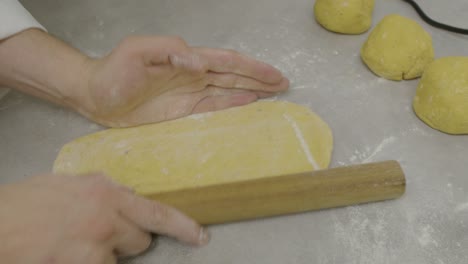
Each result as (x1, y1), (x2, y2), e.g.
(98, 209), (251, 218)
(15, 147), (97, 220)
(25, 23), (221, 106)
(198, 227), (211, 246)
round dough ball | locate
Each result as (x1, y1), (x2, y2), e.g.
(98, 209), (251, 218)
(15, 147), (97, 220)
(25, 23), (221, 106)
(361, 14), (434, 81)
(413, 57), (468, 134)
(314, 0), (375, 34)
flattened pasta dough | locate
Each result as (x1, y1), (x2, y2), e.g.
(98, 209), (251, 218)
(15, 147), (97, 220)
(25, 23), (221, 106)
(53, 101), (333, 195)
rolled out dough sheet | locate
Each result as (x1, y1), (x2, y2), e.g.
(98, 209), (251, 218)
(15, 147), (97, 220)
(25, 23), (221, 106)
(53, 101), (333, 195)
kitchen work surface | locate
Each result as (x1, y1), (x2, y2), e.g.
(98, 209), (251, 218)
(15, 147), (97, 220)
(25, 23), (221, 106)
(1, 0), (467, 263)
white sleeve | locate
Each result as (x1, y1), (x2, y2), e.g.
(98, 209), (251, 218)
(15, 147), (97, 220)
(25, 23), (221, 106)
(0, 0), (46, 40)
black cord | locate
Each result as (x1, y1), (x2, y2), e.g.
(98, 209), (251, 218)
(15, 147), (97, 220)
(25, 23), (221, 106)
(402, 0), (468, 35)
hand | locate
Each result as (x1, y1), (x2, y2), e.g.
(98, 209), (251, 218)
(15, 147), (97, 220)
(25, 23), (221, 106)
(1, 30), (288, 127)
(0, 173), (209, 264)
(76, 36), (289, 127)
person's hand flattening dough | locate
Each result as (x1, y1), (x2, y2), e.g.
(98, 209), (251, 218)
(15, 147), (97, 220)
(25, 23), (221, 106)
(0, 29), (288, 127)
(0, 173), (209, 263)
(82, 36), (289, 127)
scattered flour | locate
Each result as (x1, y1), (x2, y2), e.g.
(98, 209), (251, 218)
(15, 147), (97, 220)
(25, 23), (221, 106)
(377, 78), (387, 83)
(332, 206), (397, 264)
(261, 96), (278, 101)
(362, 136), (396, 163)
(291, 85), (308, 90)
(417, 225), (439, 247)
(347, 136), (397, 163)
(455, 202), (468, 213)
(187, 111), (213, 120)
(82, 49), (101, 58)
(114, 141), (128, 149)
(283, 114), (320, 170)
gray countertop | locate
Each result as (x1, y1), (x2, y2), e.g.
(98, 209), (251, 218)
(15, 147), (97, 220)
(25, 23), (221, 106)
(2, 0), (468, 263)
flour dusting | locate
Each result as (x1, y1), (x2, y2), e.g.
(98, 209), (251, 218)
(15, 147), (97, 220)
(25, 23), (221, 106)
(332, 206), (397, 264)
(362, 136), (396, 163)
(291, 85), (308, 90)
(347, 136), (397, 164)
(283, 114), (319, 170)
(417, 225), (439, 247)
(187, 112), (213, 120)
(455, 202), (468, 213)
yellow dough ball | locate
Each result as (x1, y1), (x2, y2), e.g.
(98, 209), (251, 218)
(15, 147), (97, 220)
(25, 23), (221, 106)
(413, 57), (468, 135)
(314, 0), (375, 34)
(361, 14), (434, 81)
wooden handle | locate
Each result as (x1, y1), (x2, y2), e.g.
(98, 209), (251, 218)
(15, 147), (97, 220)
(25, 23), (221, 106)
(147, 160), (406, 225)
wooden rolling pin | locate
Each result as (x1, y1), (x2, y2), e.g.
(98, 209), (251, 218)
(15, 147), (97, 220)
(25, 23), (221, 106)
(148, 160), (406, 225)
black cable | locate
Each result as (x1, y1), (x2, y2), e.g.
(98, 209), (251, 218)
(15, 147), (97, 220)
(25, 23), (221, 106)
(402, 0), (468, 35)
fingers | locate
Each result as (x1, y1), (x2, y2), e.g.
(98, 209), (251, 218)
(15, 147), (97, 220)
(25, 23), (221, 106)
(78, 174), (206, 256)
(191, 86), (279, 114)
(207, 72), (289, 93)
(194, 47), (287, 85)
(112, 217), (152, 257)
(192, 88), (258, 113)
(117, 192), (210, 246)
(117, 36), (289, 87)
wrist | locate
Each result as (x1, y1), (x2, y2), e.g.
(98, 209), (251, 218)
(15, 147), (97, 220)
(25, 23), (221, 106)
(0, 29), (95, 111)
(63, 55), (99, 115)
